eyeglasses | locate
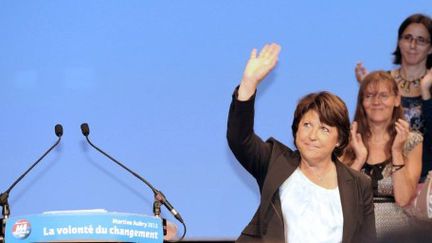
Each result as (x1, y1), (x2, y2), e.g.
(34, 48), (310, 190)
(400, 34), (431, 46)
(363, 93), (393, 102)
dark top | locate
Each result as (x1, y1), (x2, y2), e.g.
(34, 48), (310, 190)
(401, 96), (424, 132)
(388, 69), (431, 181)
(363, 131), (423, 200)
(421, 98), (432, 181)
(364, 160), (391, 196)
(226, 88), (376, 243)
(401, 96), (432, 181)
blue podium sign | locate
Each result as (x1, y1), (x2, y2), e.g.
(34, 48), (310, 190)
(5, 210), (163, 242)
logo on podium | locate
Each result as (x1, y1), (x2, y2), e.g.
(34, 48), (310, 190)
(11, 219), (31, 239)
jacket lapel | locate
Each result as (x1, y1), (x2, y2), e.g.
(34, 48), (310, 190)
(256, 146), (360, 242)
(336, 161), (358, 243)
(259, 150), (300, 233)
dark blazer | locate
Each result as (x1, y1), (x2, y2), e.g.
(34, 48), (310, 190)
(227, 90), (376, 243)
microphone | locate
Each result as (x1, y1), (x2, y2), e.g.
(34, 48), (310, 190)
(0, 124), (63, 242)
(80, 123), (184, 224)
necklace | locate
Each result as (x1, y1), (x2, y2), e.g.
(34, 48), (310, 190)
(394, 68), (426, 93)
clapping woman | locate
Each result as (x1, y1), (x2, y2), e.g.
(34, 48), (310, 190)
(343, 71), (423, 237)
(355, 14), (432, 182)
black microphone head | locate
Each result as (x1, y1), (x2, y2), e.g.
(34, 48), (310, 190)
(55, 124), (63, 137)
(81, 123), (90, 136)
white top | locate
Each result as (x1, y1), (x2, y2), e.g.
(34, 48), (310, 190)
(279, 168), (343, 243)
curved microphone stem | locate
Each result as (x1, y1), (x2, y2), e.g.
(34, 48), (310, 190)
(0, 124), (62, 243)
(84, 135), (160, 193)
(84, 136), (184, 222)
(178, 220), (187, 241)
(0, 136), (62, 218)
(0, 220), (4, 243)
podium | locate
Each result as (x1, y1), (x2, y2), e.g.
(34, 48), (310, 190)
(4, 210), (163, 242)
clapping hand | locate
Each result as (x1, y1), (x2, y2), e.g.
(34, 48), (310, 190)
(420, 68), (432, 100)
(392, 119), (410, 153)
(350, 121), (368, 169)
(354, 62), (368, 83)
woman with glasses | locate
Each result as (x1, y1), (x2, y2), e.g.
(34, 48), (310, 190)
(355, 13), (432, 183)
(343, 71), (423, 237)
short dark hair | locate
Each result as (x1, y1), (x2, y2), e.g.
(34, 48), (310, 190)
(291, 91), (350, 157)
(392, 13), (432, 68)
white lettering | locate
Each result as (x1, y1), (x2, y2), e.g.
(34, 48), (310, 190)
(43, 227), (55, 236)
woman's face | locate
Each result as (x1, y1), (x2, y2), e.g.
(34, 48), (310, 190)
(362, 82), (400, 125)
(398, 23), (432, 66)
(295, 110), (339, 164)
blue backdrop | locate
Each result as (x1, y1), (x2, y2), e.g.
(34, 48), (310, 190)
(0, 0), (431, 240)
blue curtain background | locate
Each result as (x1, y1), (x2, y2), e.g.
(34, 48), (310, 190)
(0, 0), (431, 240)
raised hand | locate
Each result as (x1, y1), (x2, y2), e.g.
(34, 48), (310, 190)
(238, 43), (281, 100)
(392, 119), (410, 153)
(354, 62), (368, 83)
(350, 121), (368, 170)
(420, 68), (432, 100)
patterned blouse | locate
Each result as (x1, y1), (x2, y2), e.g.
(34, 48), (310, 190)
(401, 96), (424, 133)
(362, 131), (423, 198)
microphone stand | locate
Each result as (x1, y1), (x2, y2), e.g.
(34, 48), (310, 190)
(0, 125), (62, 242)
(153, 200), (161, 218)
(81, 124), (186, 241)
(83, 133), (185, 220)
(84, 135), (186, 221)
(153, 200), (167, 237)
(0, 194), (9, 243)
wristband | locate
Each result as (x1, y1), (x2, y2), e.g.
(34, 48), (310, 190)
(391, 164), (405, 173)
